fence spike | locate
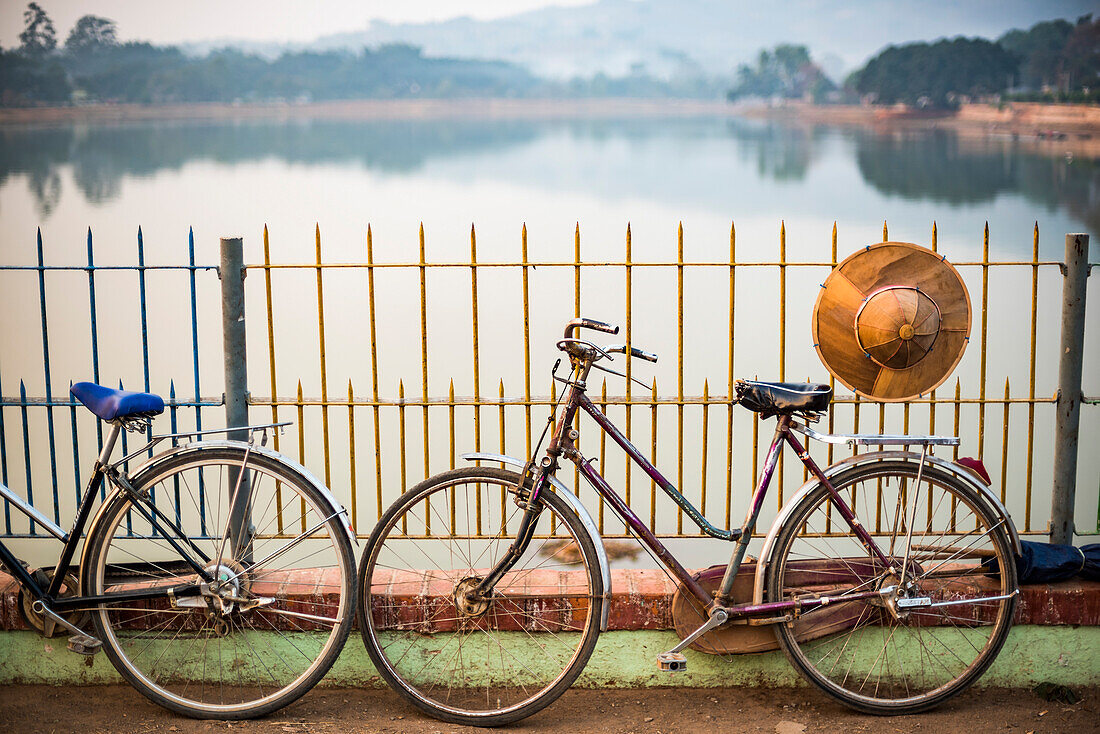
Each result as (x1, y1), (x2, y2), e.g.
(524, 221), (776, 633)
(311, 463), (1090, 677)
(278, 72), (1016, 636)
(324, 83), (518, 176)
(498, 379), (506, 456)
(347, 378), (357, 526)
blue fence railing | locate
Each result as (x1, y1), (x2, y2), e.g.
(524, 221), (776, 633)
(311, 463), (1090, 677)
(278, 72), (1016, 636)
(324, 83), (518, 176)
(0, 227), (221, 537)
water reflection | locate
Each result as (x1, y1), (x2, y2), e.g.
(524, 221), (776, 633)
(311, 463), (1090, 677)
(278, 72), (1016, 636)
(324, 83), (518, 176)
(855, 129), (1100, 232)
(731, 120), (825, 181)
(0, 116), (1096, 233)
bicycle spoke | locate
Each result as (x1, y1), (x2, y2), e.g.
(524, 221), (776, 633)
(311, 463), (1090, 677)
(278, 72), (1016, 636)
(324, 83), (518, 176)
(361, 468), (600, 725)
(87, 449), (352, 718)
(769, 461), (1016, 713)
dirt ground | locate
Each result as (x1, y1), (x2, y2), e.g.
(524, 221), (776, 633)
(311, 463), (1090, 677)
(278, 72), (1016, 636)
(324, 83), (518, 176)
(0, 685), (1096, 734)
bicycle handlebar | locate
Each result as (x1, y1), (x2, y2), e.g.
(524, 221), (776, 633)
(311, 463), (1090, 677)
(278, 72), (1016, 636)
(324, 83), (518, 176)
(563, 318), (619, 339)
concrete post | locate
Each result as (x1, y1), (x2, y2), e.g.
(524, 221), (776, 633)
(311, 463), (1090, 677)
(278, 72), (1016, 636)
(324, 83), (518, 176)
(1050, 233), (1089, 545)
(219, 236), (253, 560)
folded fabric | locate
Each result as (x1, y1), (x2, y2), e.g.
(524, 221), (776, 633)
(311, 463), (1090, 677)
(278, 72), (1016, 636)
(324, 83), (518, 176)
(985, 540), (1100, 584)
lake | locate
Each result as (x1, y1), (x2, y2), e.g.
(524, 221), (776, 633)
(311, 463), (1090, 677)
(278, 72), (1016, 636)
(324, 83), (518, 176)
(2, 114), (1096, 265)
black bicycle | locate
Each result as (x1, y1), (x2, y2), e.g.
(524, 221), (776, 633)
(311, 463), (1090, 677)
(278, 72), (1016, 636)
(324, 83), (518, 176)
(0, 382), (356, 718)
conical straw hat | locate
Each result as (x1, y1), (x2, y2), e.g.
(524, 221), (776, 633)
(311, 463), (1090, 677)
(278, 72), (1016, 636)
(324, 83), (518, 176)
(812, 242), (971, 402)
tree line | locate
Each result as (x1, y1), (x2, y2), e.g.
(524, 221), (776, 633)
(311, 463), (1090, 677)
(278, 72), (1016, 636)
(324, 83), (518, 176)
(1, 3), (540, 105)
(729, 16), (1097, 108)
(2, 3), (1098, 108)
(849, 15), (1099, 108)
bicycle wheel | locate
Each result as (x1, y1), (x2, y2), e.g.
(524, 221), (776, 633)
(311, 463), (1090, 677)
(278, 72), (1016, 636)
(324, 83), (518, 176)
(766, 460), (1017, 714)
(82, 446), (356, 719)
(358, 466), (604, 727)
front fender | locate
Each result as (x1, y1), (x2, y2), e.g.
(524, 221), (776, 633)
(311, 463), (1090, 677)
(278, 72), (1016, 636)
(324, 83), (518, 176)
(81, 440), (357, 576)
(752, 451), (1022, 605)
(462, 452), (612, 631)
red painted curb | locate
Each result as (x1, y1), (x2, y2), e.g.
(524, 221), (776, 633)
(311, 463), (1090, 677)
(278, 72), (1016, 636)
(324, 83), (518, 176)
(2, 569), (1097, 632)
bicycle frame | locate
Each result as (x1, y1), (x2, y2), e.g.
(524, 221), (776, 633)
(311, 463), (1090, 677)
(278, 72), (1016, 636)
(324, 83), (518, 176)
(479, 366), (903, 625)
(0, 423), (246, 625)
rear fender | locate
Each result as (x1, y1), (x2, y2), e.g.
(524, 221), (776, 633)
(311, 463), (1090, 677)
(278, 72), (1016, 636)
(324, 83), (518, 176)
(752, 451), (1022, 605)
(81, 440), (357, 576)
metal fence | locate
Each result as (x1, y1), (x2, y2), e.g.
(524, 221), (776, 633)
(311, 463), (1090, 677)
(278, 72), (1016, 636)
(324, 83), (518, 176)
(0, 228), (222, 539)
(1, 221), (1096, 552)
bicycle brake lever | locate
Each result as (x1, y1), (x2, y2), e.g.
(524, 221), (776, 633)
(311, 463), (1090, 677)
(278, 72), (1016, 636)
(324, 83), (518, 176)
(590, 361), (651, 390)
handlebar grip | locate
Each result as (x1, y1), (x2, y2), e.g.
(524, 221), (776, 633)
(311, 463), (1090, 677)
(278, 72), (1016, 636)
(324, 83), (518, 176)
(563, 318), (620, 339)
(607, 344), (659, 363)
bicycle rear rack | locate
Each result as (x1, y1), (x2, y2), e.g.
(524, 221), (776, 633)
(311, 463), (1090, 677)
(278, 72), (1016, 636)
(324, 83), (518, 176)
(111, 421), (293, 467)
(790, 422), (960, 448)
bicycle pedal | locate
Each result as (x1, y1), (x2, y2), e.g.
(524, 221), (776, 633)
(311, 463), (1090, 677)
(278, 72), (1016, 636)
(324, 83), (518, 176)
(67, 634), (102, 656)
(657, 652), (687, 672)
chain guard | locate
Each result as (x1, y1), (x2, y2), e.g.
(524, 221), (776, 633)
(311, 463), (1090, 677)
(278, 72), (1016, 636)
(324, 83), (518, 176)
(18, 569), (91, 638)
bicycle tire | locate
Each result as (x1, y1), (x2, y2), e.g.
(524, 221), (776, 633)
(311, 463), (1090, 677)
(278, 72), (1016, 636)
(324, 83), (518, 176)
(358, 466), (604, 727)
(82, 446), (356, 719)
(766, 460), (1017, 714)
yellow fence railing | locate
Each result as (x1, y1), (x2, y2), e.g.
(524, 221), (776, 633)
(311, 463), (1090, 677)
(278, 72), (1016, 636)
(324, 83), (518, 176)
(249, 220), (1096, 540)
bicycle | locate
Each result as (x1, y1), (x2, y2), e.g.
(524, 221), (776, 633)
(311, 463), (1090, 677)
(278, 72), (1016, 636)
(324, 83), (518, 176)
(357, 317), (1021, 726)
(0, 381), (356, 719)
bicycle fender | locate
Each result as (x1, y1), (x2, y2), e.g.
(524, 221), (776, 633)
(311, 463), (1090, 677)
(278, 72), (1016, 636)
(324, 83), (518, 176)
(751, 451), (1022, 606)
(81, 440), (357, 575)
(462, 452), (612, 631)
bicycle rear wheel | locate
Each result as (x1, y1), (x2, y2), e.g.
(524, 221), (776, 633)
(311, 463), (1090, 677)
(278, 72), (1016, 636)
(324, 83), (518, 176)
(82, 446), (355, 719)
(358, 466), (604, 727)
(766, 460), (1017, 714)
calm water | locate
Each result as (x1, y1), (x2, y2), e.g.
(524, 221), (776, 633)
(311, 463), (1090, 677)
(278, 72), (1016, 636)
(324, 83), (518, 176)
(1, 116), (1097, 264)
(1, 114), (1097, 562)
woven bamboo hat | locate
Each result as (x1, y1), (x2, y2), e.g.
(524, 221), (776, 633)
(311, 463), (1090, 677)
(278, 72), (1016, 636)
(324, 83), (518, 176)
(813, 242), (971, 402)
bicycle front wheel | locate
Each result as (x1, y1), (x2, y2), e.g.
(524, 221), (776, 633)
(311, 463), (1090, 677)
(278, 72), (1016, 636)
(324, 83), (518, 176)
(82, 446), (356, 719)
(767, 460), (1017, 714)
(358, 466), (604, 727)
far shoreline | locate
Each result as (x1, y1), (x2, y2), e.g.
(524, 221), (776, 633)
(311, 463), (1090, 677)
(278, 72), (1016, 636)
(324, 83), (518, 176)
(744, 100), (1100, 154)
(2, 97), (1097, 153)
(0, 98), (744, 125)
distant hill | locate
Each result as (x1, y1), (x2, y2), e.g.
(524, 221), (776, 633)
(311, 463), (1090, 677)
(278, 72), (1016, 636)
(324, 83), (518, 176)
(221, 0), (1096, 82)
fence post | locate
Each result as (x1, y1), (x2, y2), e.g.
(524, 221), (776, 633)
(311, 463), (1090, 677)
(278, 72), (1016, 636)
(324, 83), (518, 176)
(1050, 233), (1089, 545)
(219, 236), (252, 559)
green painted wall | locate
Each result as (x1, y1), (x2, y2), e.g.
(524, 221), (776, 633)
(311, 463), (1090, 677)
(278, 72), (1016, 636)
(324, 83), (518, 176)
(1, 626), (1096, 688)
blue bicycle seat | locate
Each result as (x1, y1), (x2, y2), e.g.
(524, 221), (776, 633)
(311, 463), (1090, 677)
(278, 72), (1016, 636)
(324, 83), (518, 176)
(70, 382), (165, 422)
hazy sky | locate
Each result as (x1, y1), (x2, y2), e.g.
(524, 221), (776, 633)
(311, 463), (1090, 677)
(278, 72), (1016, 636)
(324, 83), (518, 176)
(0, 1), (596, 48)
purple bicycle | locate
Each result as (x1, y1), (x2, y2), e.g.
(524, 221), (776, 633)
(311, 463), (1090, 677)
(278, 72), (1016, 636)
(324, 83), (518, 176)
(357, 318), (1020, 726)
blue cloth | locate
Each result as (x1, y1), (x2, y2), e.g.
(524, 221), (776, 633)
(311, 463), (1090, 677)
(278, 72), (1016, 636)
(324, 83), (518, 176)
(986, 540), (1100, 584)
(70, 382), (164, 422)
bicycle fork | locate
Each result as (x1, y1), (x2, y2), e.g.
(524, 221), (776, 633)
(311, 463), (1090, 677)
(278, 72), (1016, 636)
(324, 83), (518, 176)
(472, 466), (548, 601)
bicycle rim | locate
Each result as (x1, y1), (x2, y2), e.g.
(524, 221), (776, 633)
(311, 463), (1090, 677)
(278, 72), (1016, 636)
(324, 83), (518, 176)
(359, 467), (603, 726)
(767, 461), (1016, 714)
(84, 448), (354, 719)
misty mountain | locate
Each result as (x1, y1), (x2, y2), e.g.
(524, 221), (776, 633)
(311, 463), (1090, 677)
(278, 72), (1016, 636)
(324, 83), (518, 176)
(296, 0), (1095, 82)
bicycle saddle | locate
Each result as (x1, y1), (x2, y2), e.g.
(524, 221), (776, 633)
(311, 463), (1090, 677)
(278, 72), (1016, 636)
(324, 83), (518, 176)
(735, 380), (832, 416)
(70, 382), (164, 422)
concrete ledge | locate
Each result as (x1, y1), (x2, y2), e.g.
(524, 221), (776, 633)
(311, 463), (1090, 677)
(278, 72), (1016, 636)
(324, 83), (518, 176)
(1, 627), (1097, 688)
